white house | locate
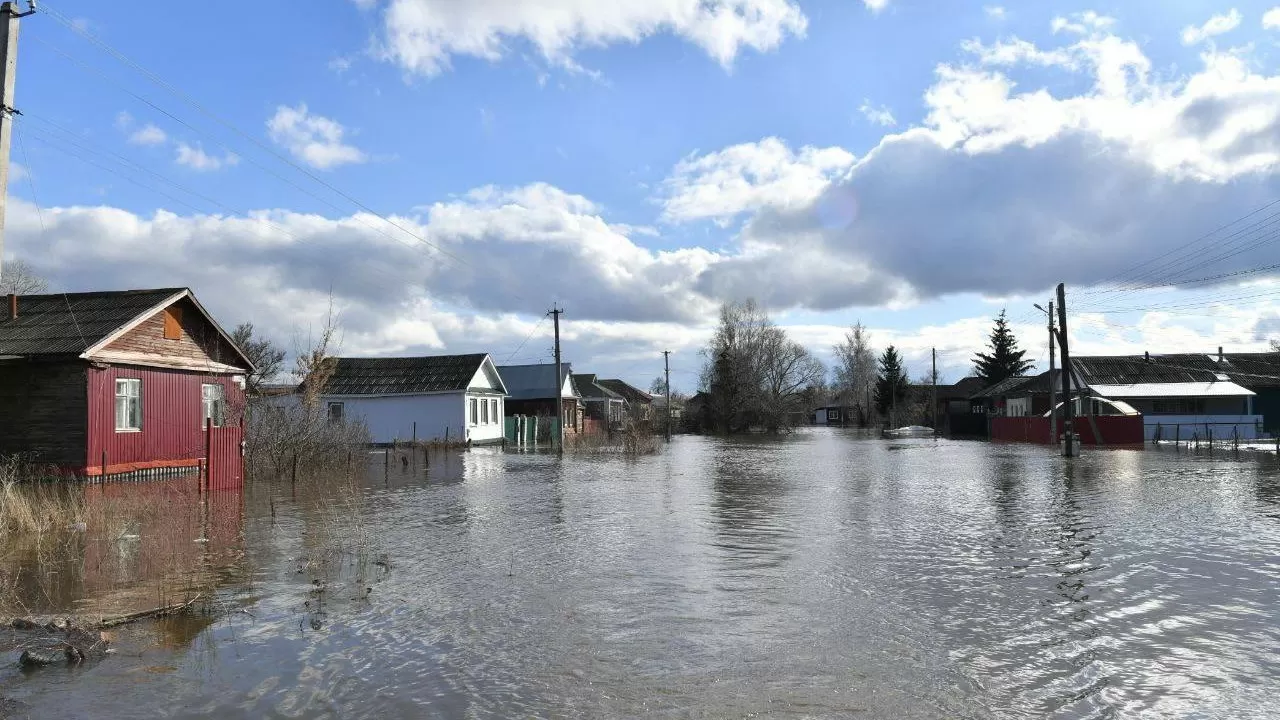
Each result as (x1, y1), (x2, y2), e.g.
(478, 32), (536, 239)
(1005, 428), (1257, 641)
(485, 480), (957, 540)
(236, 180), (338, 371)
(319, 353), (508, 445)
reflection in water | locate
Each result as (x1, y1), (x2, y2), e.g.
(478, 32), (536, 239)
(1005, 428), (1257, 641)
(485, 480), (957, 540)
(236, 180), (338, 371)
(5, 433), (1280, 718)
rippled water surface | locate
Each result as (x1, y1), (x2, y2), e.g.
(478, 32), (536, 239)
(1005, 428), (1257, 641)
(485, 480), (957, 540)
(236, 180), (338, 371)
(6, 429), (1280, 718)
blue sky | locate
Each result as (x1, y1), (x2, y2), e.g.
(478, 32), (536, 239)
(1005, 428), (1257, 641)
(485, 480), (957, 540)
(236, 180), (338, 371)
(9, 0), (1280, 390)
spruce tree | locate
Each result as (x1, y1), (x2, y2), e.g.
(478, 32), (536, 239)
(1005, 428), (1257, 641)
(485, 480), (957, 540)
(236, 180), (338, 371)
(874, 345), (908, 417)
(973, 309), (1034, 384)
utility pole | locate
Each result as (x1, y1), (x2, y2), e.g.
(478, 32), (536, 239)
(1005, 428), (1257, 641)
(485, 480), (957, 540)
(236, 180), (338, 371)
(0, 1), (35, 286)
(1047, 300), (1057, 444)
(1056, 283), (1075, 457)
(931, 347), (937, 434)
(549, 304), (564, 453)
(662, 350), (671, 441)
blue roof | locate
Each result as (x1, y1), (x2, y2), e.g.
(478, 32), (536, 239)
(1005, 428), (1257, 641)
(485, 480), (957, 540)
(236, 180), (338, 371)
(496, 363), (576, 400)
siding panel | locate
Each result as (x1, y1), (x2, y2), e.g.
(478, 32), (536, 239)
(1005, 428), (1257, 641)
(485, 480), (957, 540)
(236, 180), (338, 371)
(87, 366), (244, 476)
(0, 359), (87, 467)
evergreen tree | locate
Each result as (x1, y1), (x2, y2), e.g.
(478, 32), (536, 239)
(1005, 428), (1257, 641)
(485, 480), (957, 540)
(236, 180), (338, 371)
(973, 309), (1034, 384)
(874, 345), (908, 418)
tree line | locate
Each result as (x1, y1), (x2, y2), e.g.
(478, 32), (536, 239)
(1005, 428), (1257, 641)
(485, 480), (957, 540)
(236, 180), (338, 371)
(689, 301), (1034, 434)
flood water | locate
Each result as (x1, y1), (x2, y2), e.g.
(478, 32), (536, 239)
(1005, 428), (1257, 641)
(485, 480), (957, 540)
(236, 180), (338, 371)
(5, 429), (1280, 718)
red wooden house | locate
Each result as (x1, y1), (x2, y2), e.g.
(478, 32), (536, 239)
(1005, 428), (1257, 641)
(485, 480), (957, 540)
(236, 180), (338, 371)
(0, 288), (253, 486)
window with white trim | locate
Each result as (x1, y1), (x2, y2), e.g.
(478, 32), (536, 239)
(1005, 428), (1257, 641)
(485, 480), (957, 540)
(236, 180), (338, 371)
(469, 398), (478, 425)
(327, 402), (344, 423)
(490, 398), (498, 424)
(202, 383), (226, 428)
(115, 378), (141, 431)
(481, 397), (490, 424)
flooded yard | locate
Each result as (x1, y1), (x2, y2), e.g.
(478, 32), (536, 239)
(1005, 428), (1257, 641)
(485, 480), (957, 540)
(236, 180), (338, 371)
(4, 429), (1280, 718)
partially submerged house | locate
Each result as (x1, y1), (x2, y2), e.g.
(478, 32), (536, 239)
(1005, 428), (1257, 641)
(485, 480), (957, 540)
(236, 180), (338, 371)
(596, 379), (653, 422)
(318, 354), (507, 445)
(0, 288), (253, 485)
(1072, 354), (1261, 441)
(572, 373), (626, 430)
(496, 362), (583, 437)
(812, 405), (857, 425)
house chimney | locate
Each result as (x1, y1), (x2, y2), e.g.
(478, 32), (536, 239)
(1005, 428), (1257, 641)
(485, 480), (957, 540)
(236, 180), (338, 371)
(1218, 346), (1224, 363)
(7, 294), (14, 321)
(1144, 351), (1149, 362)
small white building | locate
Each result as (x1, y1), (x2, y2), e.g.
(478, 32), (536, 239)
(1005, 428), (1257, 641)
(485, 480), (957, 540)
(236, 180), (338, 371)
(320, 353), (508, 445)
(1089, 380), (1262, 441)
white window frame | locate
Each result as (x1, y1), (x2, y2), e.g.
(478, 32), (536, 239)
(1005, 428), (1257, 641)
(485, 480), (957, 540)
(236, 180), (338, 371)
(490, 398), (498, 425)
(469, 397), (478, 426)
(202, 383), (226, 428)
(481, 397), (490, 424)
(115, 378), (142, 432)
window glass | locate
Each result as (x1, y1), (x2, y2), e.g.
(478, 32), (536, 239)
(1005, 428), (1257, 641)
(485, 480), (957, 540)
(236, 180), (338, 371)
(202, 383), (225, 428)
(115, 378), (141, 431)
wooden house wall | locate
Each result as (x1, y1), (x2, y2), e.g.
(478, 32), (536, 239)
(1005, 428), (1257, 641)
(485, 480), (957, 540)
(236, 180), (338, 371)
(0, 359), (88, 467)
(102, 297), (244, 368)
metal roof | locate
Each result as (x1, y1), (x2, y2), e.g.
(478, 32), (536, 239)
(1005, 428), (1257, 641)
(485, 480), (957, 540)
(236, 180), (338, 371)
(495, 363), (577, 400)
(970, 375), (1034, 399)
(1090, 381), (1255, 399)
(572, 373), (624, 401)
(324, 354), (492, 396)
(0, 288), (187, 356)
(597, 378), (653, 404)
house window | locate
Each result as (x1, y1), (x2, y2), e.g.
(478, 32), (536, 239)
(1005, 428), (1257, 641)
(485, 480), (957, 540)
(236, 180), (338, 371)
(115, 378), (142, 431)
(202, 383), (226, 428)
(490, 399), (498, 424)
(327, 402), (344, 423)
(469, 398), (478, 425)
(481, 398), (490, 424)
(1151, 399), (1206, 415)
(163, 306), (183, 340)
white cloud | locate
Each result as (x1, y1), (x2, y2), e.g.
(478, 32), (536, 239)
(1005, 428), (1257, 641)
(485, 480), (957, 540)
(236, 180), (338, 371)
(863, 0), (889, 13)
(128, 124), (168, 146)
(328, 56), (353, 74)
(1181, 9), (1242, 46)
(1051, 11), (1115, 36)
(1264, 7), (1280, 30)
(266, 104), (368, 170)
(175, 143), (238, 171)
(859, 100), (897, 127)
(369, 0), (807, 77)
(984, 6), (1006, 20)
(661, 137), (855, 224)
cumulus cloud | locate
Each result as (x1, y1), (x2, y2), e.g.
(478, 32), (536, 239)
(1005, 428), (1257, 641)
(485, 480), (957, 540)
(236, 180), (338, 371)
(1181, 9), (1242, 46)
(175, 142), (238, 171)
(984, 6), (1006, 20)
(859, 100), (897, 127)
(367, 0), (807, 77)
(661, 137), (854, 225)
(128, 124), (168, 146)
(1265, 8), (1280, 30)
(267, 104), (368, 170)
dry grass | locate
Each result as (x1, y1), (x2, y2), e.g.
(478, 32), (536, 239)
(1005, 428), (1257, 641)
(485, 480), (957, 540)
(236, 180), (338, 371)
(244, 403), (371, 482)
(566, 417), (661, 456)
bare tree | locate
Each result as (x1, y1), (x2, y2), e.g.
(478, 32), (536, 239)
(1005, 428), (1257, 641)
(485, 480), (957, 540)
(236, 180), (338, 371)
(296, 297), (342, 411)
(699, 299), (824, 433)
(231, 323), (286, 396)
(0, 259), (48, 295)
(832, 322), (876, 425)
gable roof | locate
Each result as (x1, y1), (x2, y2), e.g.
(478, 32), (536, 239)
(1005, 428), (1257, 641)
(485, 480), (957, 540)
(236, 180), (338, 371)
(971, 375), (1034, 399)
(936, 376), (987, 400)
(572, 373), (624, 402)
(496, 363), (578, 400)
(596, 378), (653, 404)
(323, 354), (494, 396)
(0, 287), (253, 370)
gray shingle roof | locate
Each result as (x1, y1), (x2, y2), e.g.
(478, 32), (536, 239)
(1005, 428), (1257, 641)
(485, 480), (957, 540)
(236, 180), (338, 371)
(0, 288), (186, 356)
(324, 354), (490, 396)
(597, 379), (652, 404)
(572, 373), (623, 401)
(495, 363), (575, 400)
(970, 375), (1034, 399)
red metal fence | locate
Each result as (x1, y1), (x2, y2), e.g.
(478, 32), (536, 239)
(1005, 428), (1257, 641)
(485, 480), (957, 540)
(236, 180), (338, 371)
(991, 415), (1145, 446)
(203, 422), (244, 490)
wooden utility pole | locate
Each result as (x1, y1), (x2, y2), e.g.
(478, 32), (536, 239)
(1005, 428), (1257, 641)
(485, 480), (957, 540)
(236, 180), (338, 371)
(663, 350), (671, 441)
(931, 347), (937, 433)
(549, 304), (564, 453)
(1047, 300), (1057, 444)
(0, 1), (34, 286)
(1056, 283), (1075, 457)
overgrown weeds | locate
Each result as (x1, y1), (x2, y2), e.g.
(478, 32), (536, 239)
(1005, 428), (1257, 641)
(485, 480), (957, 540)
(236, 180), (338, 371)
(566, 417), (661, 456)
(244, 403), (370, 481)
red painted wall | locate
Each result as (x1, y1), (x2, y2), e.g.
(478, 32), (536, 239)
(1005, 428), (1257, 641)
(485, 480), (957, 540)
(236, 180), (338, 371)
(86, 365), (244, 479)
(991, 415), (1145, 446)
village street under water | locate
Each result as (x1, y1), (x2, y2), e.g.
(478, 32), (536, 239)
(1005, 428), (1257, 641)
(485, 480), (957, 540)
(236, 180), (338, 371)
(3, 428), (1280, 719)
